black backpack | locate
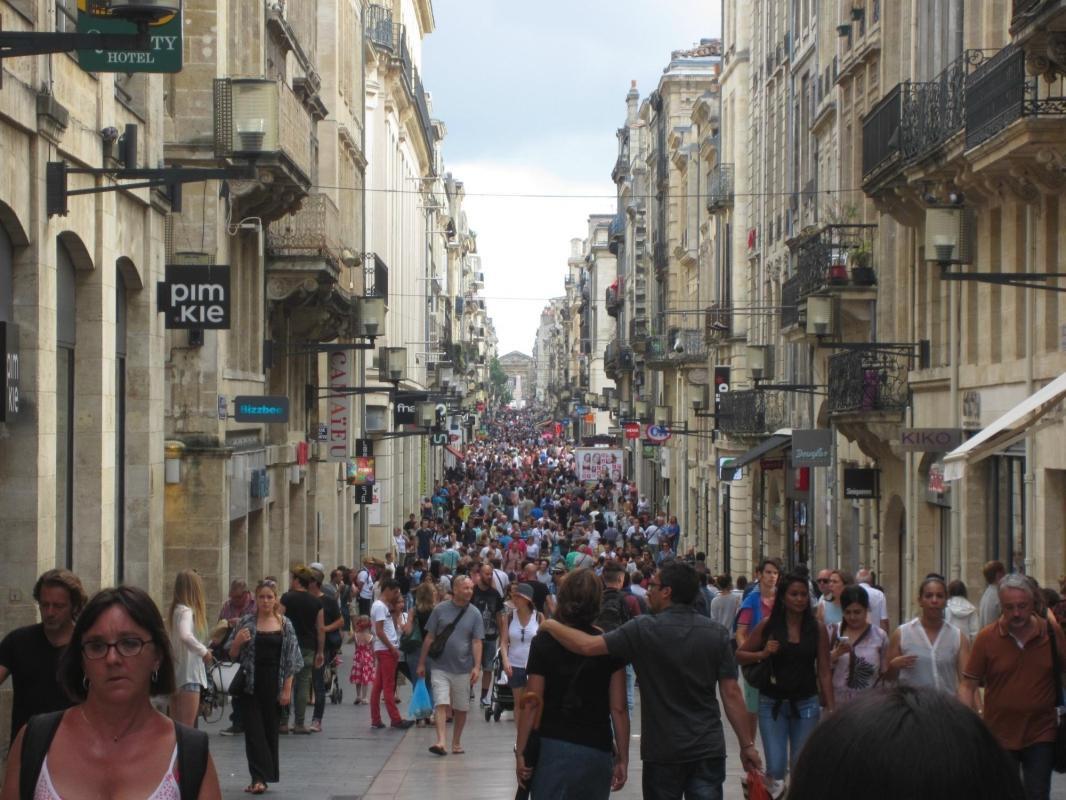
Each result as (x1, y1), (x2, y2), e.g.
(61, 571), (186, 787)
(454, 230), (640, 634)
(596, 588), (633, 633)
(20, 710), (209, 800)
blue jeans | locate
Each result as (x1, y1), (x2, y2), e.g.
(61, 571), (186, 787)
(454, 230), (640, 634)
(530, 737), (613, 799)
(625, 664), (636, 713)
(1009, 742), (1055, 800)
(758, 695), (821, 781)
(642, 756), (725, 800)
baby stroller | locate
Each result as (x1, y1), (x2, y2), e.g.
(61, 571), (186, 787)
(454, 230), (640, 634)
(485, 647), (514, 722)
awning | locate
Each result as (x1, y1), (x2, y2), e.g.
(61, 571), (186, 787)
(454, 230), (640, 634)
(942, 372), (1066, 481)
(721, 432), (792, 480)
(444, 445), (464, 460)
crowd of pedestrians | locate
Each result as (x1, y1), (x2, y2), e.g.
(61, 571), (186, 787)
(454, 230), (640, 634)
(1, 407), (1066, 799)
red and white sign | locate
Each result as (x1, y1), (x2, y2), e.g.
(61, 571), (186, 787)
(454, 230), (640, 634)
(623, 422), (641, 440)
(644, 424), (672, 444)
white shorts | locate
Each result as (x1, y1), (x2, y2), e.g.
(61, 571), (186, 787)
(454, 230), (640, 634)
(430, 670), (470, 712)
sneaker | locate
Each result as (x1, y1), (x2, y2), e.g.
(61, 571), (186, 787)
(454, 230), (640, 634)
(767, 779), (786, 800)
(370, 721), (386, 729)
(219, 726), (244, 736)
(391, 719), (415, 729)
(309, 721), (322, 733)
(480, 696), (491, 708)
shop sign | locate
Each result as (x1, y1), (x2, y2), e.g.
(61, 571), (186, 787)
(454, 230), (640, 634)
(327, 352), (351, 462)
(843, 468), (880, 499)
(583, 413), (595, 423)
(760, 458), (784, 471)
(430, 431), (448, 446)
(792, 429), (832, 467)
(900, 428), (964, 452)
(233, 395), (290, 423)
(354, 438), (374, 458)
(926, 461), (952, 507)
(719, 457), (742, 481)
(354, 483), (373, 505)
(623, 422), (641, 439)
(77, 1), (183, 73)
(346, 457), (375, 485)
(1, 322), (18, 422)
(645, 424), (672, 444)
(393, 391), (427, 426)
(157, 265), (231, 329)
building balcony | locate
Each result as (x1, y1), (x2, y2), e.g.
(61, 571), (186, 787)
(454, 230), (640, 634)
(364, 252), (389, 303)
(606, 279), (623, 316)
(653, 238), (668, 278)
(704, 303), (733, 344)
(717, 390), (788, 437)
(964, 44), (1066, 154)
(791, 224), (878, 298)
(707, 163), (735, 211)
(608, 213), (625, 255)
(629, 316), (649, 353)
(645, 329), (708, 367)
(827, 346), (909, 416)
(861, 83), (903, 189)
(1011, 0), (1066, 47)
(604, 339), (634, 380)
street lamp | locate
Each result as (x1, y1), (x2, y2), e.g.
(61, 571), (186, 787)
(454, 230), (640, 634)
(352, 296), (385, 339)
(437, 363), (454, 389)
(415, 401), (437, 428)
(746, 345), (770, 381)
(806, 296), (834, 337)
(634, 399), (650, 422)
(377, 347), (407, 382)
(655, 405), (672, 426)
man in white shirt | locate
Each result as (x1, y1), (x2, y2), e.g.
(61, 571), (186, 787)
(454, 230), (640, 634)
(392, 528), (408, 563)
(369, 580), (413, 729)
(855, 568), (889, 632)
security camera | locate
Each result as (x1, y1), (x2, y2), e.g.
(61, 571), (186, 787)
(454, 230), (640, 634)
(101, 127), (120, 143)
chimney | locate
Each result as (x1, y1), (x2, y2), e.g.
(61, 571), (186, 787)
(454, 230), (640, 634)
(626, 80), (639, 125)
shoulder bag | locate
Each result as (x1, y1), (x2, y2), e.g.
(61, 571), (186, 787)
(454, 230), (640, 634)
(740, 624), (777, 692)
(428, 606), (468, 660)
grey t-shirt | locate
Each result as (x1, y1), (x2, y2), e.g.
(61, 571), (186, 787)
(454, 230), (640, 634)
(604, 604), (738, 764)
(426, 601), (484, 673)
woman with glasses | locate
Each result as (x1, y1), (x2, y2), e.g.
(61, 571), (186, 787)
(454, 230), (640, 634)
(168, 569), (214, 728)
(499, 583), (542, 730)
(229, 580), (304, 795)
(0, 586), (222, 800)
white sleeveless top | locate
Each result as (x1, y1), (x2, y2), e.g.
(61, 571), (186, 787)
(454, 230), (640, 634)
(898, 617), (961, 694)
(506, 609), (540, 669)
(35, 745), (180, 800)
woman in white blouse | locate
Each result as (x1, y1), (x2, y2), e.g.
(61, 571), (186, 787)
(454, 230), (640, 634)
(168, 569), (214, 727)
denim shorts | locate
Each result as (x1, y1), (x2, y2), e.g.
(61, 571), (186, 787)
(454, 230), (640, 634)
(180, 682), (202, 693)
(508, 667), (528, 689)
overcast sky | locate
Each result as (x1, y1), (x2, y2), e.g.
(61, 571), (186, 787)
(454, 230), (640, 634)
(423, 1), (720, 357)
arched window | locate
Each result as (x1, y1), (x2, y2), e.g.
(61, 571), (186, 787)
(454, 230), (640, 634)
(56, 240), (76, 569)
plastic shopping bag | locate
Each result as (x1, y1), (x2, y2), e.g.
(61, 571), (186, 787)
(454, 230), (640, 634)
(408, 678), (433, 720)
(744, 771), (771, 800)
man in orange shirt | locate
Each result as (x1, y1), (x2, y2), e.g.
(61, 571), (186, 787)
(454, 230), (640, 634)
(959, 574), (1066, 800)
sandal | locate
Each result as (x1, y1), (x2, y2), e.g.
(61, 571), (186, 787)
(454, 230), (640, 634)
(428, 745), (448, 756)
(451, 747), (465, 754)
(251, 783), (267, 795)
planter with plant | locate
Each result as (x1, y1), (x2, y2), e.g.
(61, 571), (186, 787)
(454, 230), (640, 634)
(849, 241), (876, 286)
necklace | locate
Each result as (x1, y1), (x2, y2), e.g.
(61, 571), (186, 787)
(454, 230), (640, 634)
(80, 706), (141, 743)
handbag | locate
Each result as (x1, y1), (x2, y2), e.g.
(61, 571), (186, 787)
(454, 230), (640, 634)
(1048, 626), (1066, 773)
(400, 615), (423, 654)
(741, 656), (776, 693)
(428, 606), (466, 659)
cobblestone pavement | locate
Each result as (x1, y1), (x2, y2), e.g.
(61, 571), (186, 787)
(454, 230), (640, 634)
(203, 643), (1066, 799)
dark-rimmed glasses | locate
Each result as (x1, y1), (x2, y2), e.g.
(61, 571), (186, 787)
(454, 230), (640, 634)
(82, 637), (153, 659)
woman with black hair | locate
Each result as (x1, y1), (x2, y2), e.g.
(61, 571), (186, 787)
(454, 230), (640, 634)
(884, 574), (969, 695)
(788, 685), (1024, 800)
(829, 584), (888, 705)
(736, 571), (833, 799)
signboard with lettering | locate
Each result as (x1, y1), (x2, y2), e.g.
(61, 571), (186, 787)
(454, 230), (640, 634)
(77, 1), (182, 73)
(233, 395), (290, 423)
(393, 391), (427, 427)
(792, 429), (832, 467)
(900, 428), (965, 452)
(714, 365), (730, 423)
(843, 468), (880, 499)
(346, 457), (375, 486)
(355, 438), (374, 458)
(354, 483), (373, 505)
(157, 266), (231, 329)
(1, 322), (18, 422)
(623, 422), (641, 440)
(327, 352), (351, 462)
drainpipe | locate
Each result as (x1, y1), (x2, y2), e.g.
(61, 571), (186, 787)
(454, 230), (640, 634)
(1024, 204), (1036, 575)
(949, 249), (961, 580)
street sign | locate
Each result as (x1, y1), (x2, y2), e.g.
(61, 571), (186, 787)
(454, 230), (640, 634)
(623, 422), (641, 440)
(77, 1), (183, 73)
(233, 395), (290, 423)
(645, 424), (672, 444)
(157, 266), (231, 329)
(1, 322), (19, 422)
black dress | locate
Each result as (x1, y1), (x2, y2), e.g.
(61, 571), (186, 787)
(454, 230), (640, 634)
(245, 631), (282, 784)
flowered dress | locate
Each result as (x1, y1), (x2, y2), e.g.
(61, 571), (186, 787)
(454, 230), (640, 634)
(349, 630), (376, 686)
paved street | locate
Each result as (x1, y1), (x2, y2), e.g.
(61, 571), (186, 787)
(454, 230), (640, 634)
(202, 642), (1066, 799)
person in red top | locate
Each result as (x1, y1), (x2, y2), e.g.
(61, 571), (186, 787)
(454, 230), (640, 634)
(959, 574), (1066, 800)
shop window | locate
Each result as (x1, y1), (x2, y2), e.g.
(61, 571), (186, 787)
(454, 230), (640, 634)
(986, 452), (1026, 573)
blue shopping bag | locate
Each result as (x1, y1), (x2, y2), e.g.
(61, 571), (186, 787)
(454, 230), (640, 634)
(408, 678), (433, 720)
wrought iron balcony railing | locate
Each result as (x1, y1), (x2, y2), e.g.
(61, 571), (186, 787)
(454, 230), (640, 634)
(827, 346), (909, 414)
(653, 238), (668, 276)
(862, 83), (902, 180)
(645, 329), (708, 366)
(266, 193), (348, 269)
(792, 224), (878, 297)
(605, 279), (623, 316)
(965, 44), (1066, 149)
(780, 275), (802, 331)
(608, 213), (625, 255)
(707, 164), (735, 211)
(899, 49), (995, 162)
(717, 390), (788, 436)
(366, 5), (393, 49)
(365, 252), (389, 301)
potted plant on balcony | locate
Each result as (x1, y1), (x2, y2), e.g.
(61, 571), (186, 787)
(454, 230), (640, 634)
(849, 241), (877, 286)
(829, 246), (849, 285)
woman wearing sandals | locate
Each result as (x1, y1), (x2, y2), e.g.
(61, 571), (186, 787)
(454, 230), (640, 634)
(230, 580), (304, 795)
(499, 583), (541, 731)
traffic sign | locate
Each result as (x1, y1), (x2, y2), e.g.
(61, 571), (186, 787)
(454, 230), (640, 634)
(645, 424), (672, 443)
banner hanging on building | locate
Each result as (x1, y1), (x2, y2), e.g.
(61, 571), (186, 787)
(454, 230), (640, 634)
(574, 447), (624, 483)
(327, 352), (351, 462)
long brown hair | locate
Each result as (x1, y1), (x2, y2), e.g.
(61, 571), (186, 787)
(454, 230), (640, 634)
(255, 580), (284, 624)
(169, 569), (208, 636)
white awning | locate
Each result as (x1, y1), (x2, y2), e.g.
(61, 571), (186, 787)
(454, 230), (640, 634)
(942, 373), (1066, 481)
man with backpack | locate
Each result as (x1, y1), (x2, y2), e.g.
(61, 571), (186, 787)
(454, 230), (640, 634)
(597, 562), (643, 713)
